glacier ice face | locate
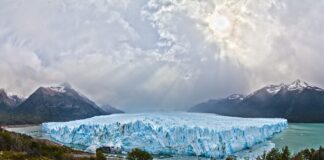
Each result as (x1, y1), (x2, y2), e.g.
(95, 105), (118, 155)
(42, 112), (287, 158)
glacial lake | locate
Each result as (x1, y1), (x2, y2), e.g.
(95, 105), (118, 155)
(272, 123), (324, 153)
(5, 123), (324, 159)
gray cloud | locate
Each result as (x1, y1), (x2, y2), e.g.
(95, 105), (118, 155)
(0, 0), (323, 111)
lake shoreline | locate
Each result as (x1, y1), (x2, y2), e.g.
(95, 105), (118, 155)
(2, 124), (40, 129)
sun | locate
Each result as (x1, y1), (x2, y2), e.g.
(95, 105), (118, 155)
(210, 14), (230, 32)
(208, 11), (232, 38)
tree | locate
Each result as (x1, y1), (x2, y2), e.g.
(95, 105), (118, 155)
(266, 148), (281, 160)
(127, 148), (153, 160)
(281, 146), (291, 160)
(311, 146), (324, 160)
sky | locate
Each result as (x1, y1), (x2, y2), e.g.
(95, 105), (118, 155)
(1, 0), (324, 111)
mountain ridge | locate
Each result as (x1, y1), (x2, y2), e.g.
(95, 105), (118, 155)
(189, 80), (324, 122)
(0, 89), (25, 111)
(0, 83), (123, 125)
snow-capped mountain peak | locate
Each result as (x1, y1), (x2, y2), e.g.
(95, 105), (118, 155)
(0, 89), (25, 107)
(47, 82), (73, 93)
(288, 79), (309, 91)
(190, 79), (324, 122)
(265, 84), (285, 95)
(7, 93), (25, 104)
(262, 80), (312, 95)
(49, 86), (66, 93)
(0, 89), (23, 101)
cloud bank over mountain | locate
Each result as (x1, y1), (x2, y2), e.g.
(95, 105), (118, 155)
(0, 0), (323, 111)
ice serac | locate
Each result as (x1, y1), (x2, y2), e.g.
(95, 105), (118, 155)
(42, 113), (287, 158)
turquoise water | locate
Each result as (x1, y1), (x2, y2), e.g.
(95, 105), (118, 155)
(272, 123), (324, 153)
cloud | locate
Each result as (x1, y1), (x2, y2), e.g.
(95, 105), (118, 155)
(0, 0), (324, 111)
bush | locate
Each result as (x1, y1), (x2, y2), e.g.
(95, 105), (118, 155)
(96, 149), (106, 160)
(127, 148), (153, 160)
(0, 128), (94, 160)
(226, 156), (236, 160)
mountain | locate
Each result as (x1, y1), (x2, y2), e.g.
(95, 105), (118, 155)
(189, 80), (324, 122)
(11, 83), (109, 124)
(0, 89), (24, 112)
(100, 104), (123, 114)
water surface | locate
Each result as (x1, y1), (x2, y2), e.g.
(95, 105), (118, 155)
(272, 123), (324, 153)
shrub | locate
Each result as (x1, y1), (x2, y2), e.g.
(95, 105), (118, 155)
(127, 148), (153, 160)
(226, 156), (236, 160)
(0, 128), (90, 160)
(96, 149), (106, 160)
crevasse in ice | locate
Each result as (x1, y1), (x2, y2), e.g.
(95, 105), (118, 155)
(42, 112), (287, 158)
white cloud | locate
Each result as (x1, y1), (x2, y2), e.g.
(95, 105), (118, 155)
(0, 0), (324, 111)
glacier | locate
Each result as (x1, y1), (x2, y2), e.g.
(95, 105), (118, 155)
(42, 112), (287, 158)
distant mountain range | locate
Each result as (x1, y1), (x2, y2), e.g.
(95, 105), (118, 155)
(189, 80), (324, 122)
(0, 89), (24, 111)
(0, 83), (123, 124)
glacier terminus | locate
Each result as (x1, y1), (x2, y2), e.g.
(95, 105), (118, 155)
(42, 112), (287, 158)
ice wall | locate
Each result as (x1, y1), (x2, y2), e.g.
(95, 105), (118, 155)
(42, 113), (287, 158)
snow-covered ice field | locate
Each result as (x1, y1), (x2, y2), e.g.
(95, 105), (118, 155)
(42, 112), (287, 158)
